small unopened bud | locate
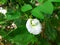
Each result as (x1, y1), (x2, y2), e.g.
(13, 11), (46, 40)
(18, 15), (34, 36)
(7, 26), (10, 29)
(11, 23), (17, 29)
(0, 35), (2, 41)
(0, 25), (2, 28)
(55, 14), (59, 19)
(35, 0), (40, 6)
(10, 26), (14, 29)
(35, 2), (40, 6)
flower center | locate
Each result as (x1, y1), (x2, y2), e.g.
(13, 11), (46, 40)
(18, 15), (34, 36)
(30, 19), (38, 26)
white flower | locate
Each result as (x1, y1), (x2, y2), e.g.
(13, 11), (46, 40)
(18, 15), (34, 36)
(26, 18), (42, 35)
(0, 7), (7, 15)
(1, 9), (7, 15)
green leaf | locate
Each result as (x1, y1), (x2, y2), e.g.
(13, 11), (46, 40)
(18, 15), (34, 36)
(12, 34), (37, 45)
(0, 30), (7, 37)
(0, 0), (7, 4)
(14, 19), (21, 28)
(39, 1), (54, 14)
(21, 4), (32, 12)
(38, 0), (44, 3)
(31, 1), (54, 19)
(45, 21), (57, 41)
(6, 10), (21, 20)
(40, 39), (51, 45)
(49, 0), (60, 2)
(58, 42), (60, 45)
(31, 7), (44, 19)
(9, 26), (37, 45)
(0, 13), (5, 21)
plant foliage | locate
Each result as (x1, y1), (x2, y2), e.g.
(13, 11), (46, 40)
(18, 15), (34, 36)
(0, 0), (60, 45)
